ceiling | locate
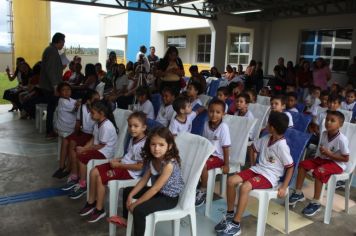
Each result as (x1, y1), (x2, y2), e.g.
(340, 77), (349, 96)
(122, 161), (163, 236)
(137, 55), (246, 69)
(45, 0), (356, 20)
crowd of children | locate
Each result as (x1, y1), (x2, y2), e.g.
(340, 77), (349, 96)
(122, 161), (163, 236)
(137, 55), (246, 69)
(11, 52), (353, 236)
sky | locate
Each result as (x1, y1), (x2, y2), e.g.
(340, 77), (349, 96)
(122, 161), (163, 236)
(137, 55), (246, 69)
(0, 0), (125, 49)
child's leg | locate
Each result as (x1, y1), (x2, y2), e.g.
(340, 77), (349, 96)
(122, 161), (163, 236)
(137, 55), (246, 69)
(66, 140), (77, 170)
(313, 178), (323, 200)
(95, 172), (106, 210)
(88, 167), (99, 204)
(226, 175), (244, 211)
(59, 138), (69, 169)
(295, 166), (307, 191)
(70, 148), (79, 175)
(295, 159), (320, 192)
(200, 164), (208, 189)
(79, 161), (87, 181)
(234, 181), (252, 222)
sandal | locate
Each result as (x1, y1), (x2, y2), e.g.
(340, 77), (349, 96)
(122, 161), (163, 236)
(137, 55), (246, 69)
(107, 215), (127, 227)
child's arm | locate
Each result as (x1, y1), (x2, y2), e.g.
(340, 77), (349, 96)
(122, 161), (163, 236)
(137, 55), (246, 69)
(320, 146), (349, 162)
(221, 146), (230, 174)
(277, 166), (294, 198)
(248, 145), (257, 166)
(126, 168), (151, 210)
(128, 162), (174, 212)
(110, 160), (143, 171)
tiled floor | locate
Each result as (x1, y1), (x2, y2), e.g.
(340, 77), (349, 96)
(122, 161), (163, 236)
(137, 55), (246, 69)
(0, 104), (355, 236)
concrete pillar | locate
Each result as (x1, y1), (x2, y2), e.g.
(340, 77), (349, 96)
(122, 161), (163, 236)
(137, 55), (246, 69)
(209, 20), (227, 73)
(98, 14), (107, 68)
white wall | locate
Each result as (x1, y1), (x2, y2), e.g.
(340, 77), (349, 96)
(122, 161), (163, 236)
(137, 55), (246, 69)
(152, 14), (209, 32)
(104, 12), (128, 37)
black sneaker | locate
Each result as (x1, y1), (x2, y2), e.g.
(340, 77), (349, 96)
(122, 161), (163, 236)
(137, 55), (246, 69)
(88, 209), (106, 223)
(79, 202), (96, 216)
(52, 168), (65, 178)
(195, 190), (207, 207)
(69, 184), (87, 199)
(61, 178), (79, 191)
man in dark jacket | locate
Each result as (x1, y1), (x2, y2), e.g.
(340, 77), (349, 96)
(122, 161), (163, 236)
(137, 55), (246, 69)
(39, 32), (65, 138)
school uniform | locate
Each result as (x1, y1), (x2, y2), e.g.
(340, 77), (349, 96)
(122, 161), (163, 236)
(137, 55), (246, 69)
(137, 100), (155, 120)
(78, 119), (118, 165)
(57, 97), (77, 137)
(156, 104), (175, 127)
(169, 112), (197, 135)
(299, 130), (349, 183)
(191, 98), (202, 109)
(240, 135), (294, 189)
(96, 136), (146, 185)
(284, 111), (294, 127)
(203, 121), (231, 170)
(67, 104), (96, 147)
(341, 101), (356, 111)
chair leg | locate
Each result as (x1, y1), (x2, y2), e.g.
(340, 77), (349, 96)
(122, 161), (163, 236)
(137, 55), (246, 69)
(109, 181), (119, 236)
(86, 161), (94, 201)
(205, 170), (217, 218)
(256, 194), (270, 236)
(345, 178), (351, 214)
(126, 212), (134, 236)
(284, 190), (289, 234)
(324, 176), (337, 224)
(173, 219), (180, 236)
(221, 174), (227, 198)
(189, 210), (197, 236)
(319, 183), (326, 202)
(144, 215), (154, 236)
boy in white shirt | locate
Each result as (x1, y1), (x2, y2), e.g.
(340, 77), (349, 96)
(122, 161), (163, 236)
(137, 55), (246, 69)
(286, 92), (299, 113)
(135, 86), (154, 119)
(195, 100), (231, 207)
(217, 86), (230, 113)
(262, 95), (293, 129)
(187, 81), (203, 109)
(341, 89), (356, 111)
(168, 96), (204, 135)
(156, 87), (176, 127)
(215, 112), (294, 236)
(234, 93), (255, 140)
(289, 111), (349, 216)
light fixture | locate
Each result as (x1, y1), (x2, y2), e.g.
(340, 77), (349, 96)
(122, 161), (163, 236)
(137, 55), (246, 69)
(231, 9), (262, 15)
(178, 0), (206, 6)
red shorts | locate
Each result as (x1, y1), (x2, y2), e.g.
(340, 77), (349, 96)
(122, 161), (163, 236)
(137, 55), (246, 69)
(206, 156), (225, 170)
(299, 157), (343, 183)
(78, 149), (106, 165)
(237, 169), (272, 189)
(66, 131), (93, 147)
(96, 163), (133, 185)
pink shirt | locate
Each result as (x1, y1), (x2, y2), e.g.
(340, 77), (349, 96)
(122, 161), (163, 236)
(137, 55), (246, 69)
(313, 66), (331, 90)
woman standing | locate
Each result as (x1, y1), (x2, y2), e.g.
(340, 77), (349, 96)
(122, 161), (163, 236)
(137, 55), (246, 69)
(313, 57), (331, 90)
(156, 46), (185, 96)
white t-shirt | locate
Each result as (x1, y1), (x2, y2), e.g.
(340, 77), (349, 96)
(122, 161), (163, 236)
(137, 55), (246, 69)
(137, 100), (155, 120)
(341, 101), (356, 111)
(202, 121), (231, 160)
(169, 112), (197, 135)
(76, 104), (96, 134)
(93, 119), (118, 159)
(288, 107), (299, 113)
(57, 97), (77, 134)
(191, 98), (202, 109)
(316, 131), (349, 170)
(121, 136), (146, 178)
(284, 111), (294, 127)
(135, 51), (150, 73)
(251, 135), (294, 187)
(156, 104), (175, 127)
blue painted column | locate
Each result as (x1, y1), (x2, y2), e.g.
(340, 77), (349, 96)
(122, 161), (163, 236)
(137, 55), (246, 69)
(127, 2), (151, 62)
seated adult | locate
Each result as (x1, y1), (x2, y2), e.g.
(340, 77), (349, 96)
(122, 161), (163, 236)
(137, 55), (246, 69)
(224, 65), (236, 81)
(106, 63), (128, 103)
(156, 46), (185, 96)
(210, 66), (222, 79)
(71, 63), (98, 99)
(188, 65), (207, 93)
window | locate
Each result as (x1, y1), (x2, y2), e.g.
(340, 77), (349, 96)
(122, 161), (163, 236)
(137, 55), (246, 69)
(228, 33), (251, 66)
(197, 34), (211, 63)
(167, 35), (186, 48)
(299, 29), (352, 72)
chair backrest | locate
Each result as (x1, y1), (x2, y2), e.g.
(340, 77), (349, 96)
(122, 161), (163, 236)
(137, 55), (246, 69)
(289, 111), (312, 133)
(223, 115), (257, 166)
(191, 110), (209, 135)
(198, 94), (212, 107)
(95, 82), (105, 99)
(175, 132), (215, 210)
(296, 103), (305, 113)
(248, 103), (270, 140)
(257, 95), (271, 106)
(340, 109), (353, 123)
(150, 93), (162, 118)
(146, 118), (164, 130)
(284, 128), (311, 184)
(340, 122), (356, 174)
(207, 79), (220, 97)
(113, 109), (132, 157)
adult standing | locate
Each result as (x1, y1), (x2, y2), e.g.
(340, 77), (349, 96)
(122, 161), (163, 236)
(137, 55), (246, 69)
(156, 46), (185, 96)
(273, 57), (287, 89)
(296, 60), (313, 99)
(347, 56), (356, 88)
(313, 57), (331, 91)
(136, 45), (150, 74)
(39, 32), (65, 138)
(147, 46), (159, 65)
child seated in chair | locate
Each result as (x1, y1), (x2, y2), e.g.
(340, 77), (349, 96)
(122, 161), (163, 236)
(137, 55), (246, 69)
(78, 112), (147, 223)
(215, 112), (294, 236)
(262, 95), (293, 130)
(169, 96), (204, 136)
(195, 99), (231, 207)
(289, 111), (349, 216)
(341, 89), (356, 112)
(286, 92), (299, 113)
(186, 81), (203, 108)
(156, 87), (176, 127)
(135, 86), (154, 120)
(310, 90), (328, 117)
(217, 86), (230, 113)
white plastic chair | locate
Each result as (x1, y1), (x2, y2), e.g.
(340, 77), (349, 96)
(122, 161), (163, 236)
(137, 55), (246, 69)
(323, 121), (356, 224)
(257, 95), (271, 106)
(198, 94), (212, 107)
(205, 115), (257, 217)
(95, 82), (105, 99)
(86, 109), (132, 200)
(339, 109), (353, 122)
(126, 132), (215, 236)
(248, 103), (271, 141)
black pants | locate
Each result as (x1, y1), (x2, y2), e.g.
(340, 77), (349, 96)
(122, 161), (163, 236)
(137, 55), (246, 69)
(123, 187), (179, 236)
(36, 89), (59, 135)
